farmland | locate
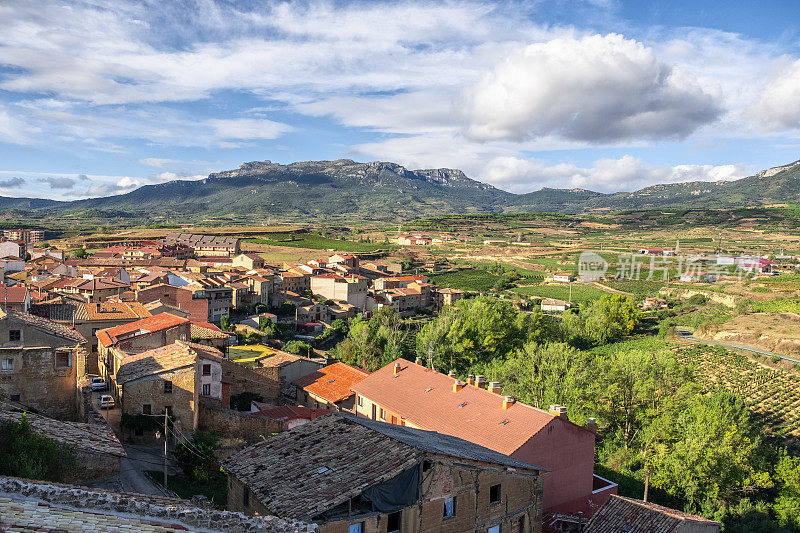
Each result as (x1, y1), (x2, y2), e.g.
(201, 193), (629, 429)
(678, 344), (800, 440)
(244, 232), (398, 253)
(511, 282), (611, 303)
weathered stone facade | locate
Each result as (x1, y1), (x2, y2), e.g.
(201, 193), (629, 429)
(0, 311), (84, 420)
(199, 400), (285, 442)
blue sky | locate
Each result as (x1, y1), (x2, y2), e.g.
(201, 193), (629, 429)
(0, 0), (799, 200)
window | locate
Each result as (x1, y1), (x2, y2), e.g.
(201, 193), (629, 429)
(202, 383), (211, 396)
(202, 364), (211, 376)
(55, 350), (70, 368)
(488, 526), (500, 533)
(164, 381), (172, 393)
(8, 330), (20, 342)
(243, 486), (250, 507)
(357, 395), (363, 407)
(371, 404), (377, 420)
(380, 408), (386, 421)
(2, 358), (13, 371)
(387, 511), (401, 533)
(9, 394), (20, 402)
(142, 404), (152, 415)
(443, 497), (456, 518)
(348, 523), (364, 533)
(489, 484), (501, 504)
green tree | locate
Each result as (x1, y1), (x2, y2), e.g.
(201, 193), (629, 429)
(332, 308), (408, 371)
(0, 415), (79, 482)
(284, 340), (313, 357)
(581, 294), (640, 345)
(220, 316), (232, 331)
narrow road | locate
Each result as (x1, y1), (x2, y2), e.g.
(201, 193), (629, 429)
(119, 445), (181, 497)
(676, 328), (800, 365)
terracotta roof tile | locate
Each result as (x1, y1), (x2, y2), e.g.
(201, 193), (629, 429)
(351, 359), (593, 455)
(96, 312), (189, 347)
(0, 308), (85, 343)
(117, 341), (223, 384)
(252, 404), (332, 422)
(75, 301), (152, 321)
(222, 414), (540, 521)
(585, 495), (720, 533)
(293, 362), (369, 404)
(0, 405), (125, 457)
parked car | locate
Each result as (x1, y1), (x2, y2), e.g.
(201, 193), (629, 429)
(91, 377), (107, 391)
(98, 395), (115, 409)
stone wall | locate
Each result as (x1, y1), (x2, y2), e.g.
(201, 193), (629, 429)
(0, 476), (315, 532)
(221, 357), (281, 401)
(199, 400), (285, 442)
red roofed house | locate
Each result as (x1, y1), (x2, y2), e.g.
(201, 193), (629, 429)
(293, 362), (370, 412)
(351, 359), (617, 519)
(0, 285), (31, 313)
(72, 301), (152, 374)
(96, 313), (190, 387)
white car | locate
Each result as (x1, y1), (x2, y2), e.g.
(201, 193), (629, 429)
(91, 377), (107, 391)
(98, 395), (115, 409)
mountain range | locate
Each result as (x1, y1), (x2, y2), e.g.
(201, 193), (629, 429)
(2, 158), (800, 223)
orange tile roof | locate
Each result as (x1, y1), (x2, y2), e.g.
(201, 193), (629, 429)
(117, 340), (223, 384)
(96, 312), (189, 347)
(293, 362), (369, 404)
(351, 360), (593, 455)
(77, 301), (152, 321)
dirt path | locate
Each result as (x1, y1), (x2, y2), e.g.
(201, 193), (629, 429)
(590, 281), (634, 297)
(676, 328), (800, 365)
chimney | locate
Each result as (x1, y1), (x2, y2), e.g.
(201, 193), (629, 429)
(549, 404), (568, 420)
(488, 381), (501, 395)
(453, 379), (464, 393)
(393, 362), (402, 375)
(502, 396), (515, 410)
(475, 375), (486, 389)
(467, 374), (475, 386)
(415, 357), (423, 365)
(586, 417), (598, 433)
(448, 370), (456, 378)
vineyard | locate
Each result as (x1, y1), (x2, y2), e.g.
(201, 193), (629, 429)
(679, 344), (800, 439)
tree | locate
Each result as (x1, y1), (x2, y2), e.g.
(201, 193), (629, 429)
(72, 248), (90, 259)
(581, 294), (640, 345)
(333, 308), (408, 371)
(0, 415), (79, 482)
(648, 393), (772, 515)
(219, 315), (232, 331)
(284, 340), (313, 357)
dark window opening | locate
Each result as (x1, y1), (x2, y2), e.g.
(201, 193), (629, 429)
(202, 364), (211, 376)
(9, 394), (20, 402)
(9, 330), (20, 342)
(371, 404), (377, 420)
(142, 404), (152, 415)
(202, 383), (211, 396)
(55, 351), (70, 368)
(490, 484), (501, 504)
(164, 381), (172, 393)
(387, 511), (401, 532)
(243, 486), (250, 507)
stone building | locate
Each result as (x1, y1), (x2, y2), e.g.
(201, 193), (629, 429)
(116, 340), (280, 440)
(223, 414), (544, 533)
(0, 308), (85, 420)
(96, 312), (190, 387)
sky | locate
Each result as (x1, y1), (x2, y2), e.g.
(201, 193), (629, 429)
(1, 0), (799, 200)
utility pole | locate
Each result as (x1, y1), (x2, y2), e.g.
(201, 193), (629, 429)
(568, 280), (572, 305)
(163, 410), (168, 489)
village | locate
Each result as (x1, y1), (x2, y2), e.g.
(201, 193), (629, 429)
(0, 226), (763, 532)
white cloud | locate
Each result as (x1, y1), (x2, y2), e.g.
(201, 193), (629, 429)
(205, 118), (292, 140)
(747, 57), (800, 132)
(479, 155), (750, 193)
(463, 34), (721, 143)
(137, 158), (181, 168)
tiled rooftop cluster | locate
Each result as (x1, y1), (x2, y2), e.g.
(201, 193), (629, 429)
(585, 495), (720, 533)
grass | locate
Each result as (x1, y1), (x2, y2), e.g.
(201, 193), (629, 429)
(600, 279), (666, 297)
(245, 232), (398, 252)
(511, 283), (610, 304)
(752, 298), (800, 313)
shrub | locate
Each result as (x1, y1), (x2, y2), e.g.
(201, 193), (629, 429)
(229, 392), (264, 412)
(688, 294), (708, 305)
(0, 415), (79, 482)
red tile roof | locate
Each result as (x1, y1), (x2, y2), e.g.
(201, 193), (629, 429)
(0, 285), (28, 303)
(293, 362), (369, 404)
(96, 312), (189, 347)
(76, 301), (152, 321)
(351, 360), (594, 455)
